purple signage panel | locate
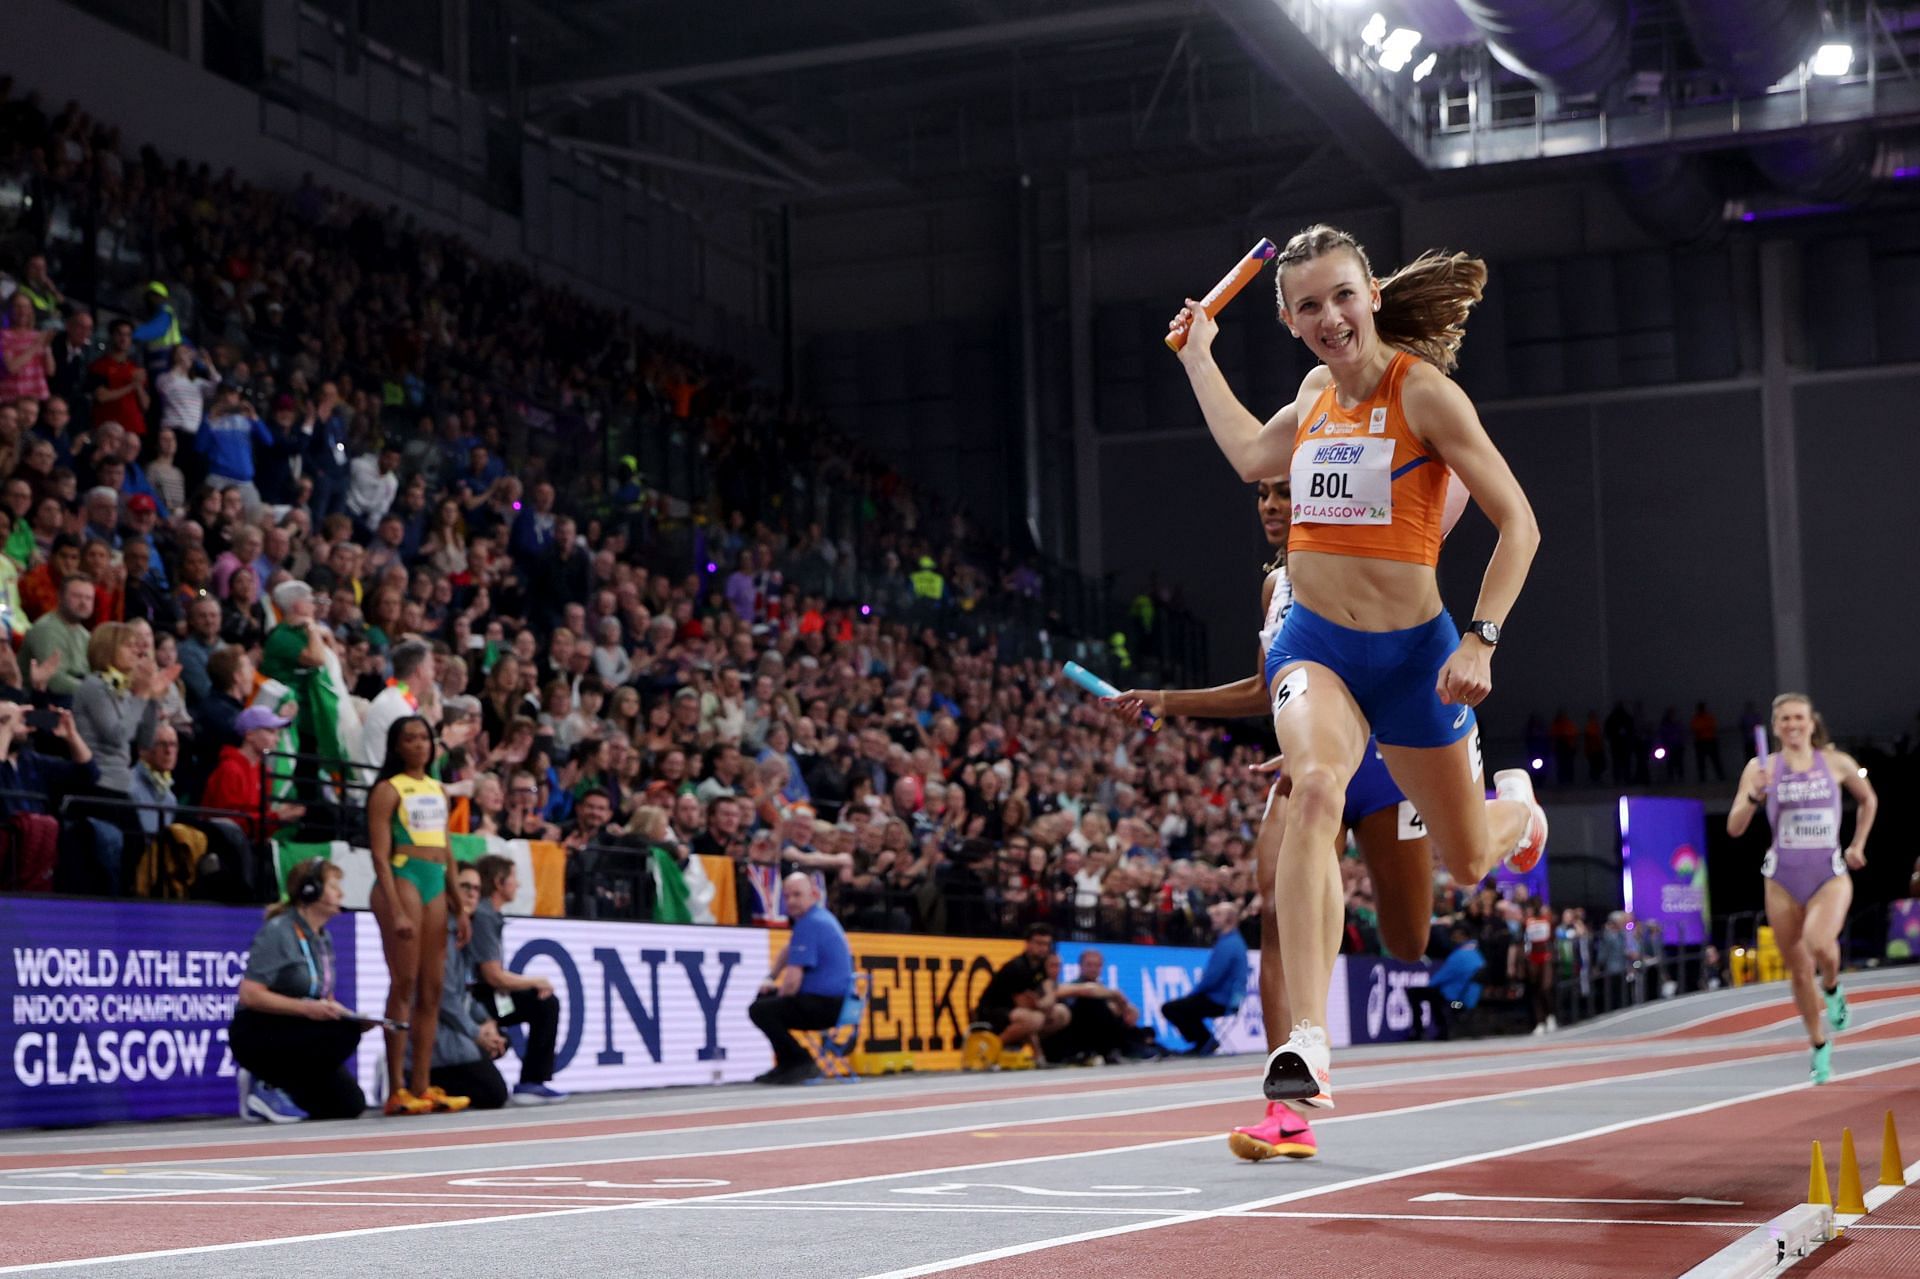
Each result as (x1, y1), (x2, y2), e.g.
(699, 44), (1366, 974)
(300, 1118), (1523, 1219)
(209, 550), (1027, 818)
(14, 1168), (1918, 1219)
(1343, 955), (1434, 1045)
(1618, 797), (1711, 946)
(0, 897), (355, 1128)
(1484, 856), (1548, 905)
(1887, 901), (1920, 961)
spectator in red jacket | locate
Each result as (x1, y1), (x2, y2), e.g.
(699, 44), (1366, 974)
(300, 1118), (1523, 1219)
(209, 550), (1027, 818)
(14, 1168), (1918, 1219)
(201, 706), (304, 838)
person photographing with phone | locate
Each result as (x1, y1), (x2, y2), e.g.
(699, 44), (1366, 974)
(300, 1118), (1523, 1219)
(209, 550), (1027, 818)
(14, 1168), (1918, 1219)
(229, 857), (381, 1123)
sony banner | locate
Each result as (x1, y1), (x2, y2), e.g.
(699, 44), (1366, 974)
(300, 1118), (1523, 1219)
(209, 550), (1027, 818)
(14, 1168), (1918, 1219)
(350, 915), (772, 1098)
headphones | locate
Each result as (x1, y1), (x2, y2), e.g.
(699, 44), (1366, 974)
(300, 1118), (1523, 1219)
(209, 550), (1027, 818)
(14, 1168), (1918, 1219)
(293, 857), (331, 904)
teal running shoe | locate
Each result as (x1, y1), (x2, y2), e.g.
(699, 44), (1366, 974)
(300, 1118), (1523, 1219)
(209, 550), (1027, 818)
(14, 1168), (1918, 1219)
(1825, 984), (1850, 1033)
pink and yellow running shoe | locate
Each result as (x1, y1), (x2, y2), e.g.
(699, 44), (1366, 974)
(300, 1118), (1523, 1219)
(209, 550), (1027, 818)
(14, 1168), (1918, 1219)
(1228, 1100), (1317, 1161)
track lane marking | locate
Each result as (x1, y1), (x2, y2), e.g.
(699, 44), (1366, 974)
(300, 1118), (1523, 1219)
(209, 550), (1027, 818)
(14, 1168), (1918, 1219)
(849, 1051), (1920, 1279)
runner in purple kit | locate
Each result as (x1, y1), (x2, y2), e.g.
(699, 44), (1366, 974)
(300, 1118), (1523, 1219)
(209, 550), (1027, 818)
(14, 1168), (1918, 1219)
(1726, 693), (1877, 1084)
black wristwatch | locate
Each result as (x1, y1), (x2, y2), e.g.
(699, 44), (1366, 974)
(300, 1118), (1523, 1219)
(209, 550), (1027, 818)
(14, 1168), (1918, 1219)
(1466, 619), (1501, 648)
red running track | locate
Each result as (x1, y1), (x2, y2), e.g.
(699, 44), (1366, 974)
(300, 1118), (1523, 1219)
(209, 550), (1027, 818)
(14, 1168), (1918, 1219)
(9, 1026), (1918, 1271)
(923, 1063), (1920, 1278)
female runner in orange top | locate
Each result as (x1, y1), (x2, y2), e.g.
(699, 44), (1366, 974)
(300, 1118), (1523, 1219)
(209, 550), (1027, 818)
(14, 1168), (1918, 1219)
(1173, 225), (1546, 1108)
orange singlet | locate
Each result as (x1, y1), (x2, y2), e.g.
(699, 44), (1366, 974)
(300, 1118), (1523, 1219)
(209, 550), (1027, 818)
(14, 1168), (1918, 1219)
(1287, 351), (1451, 569)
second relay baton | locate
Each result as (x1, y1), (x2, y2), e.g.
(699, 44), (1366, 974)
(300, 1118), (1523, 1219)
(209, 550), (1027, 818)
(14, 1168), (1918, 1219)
(1063, 661), (1161, 731)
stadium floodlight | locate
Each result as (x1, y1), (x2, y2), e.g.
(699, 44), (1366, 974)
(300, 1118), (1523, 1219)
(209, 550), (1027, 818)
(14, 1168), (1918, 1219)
(1811, 42), (1852, 76)
(1412, 52), (1438, 82)
(1361, 13), (1388, 47)
(1378, 27), (1422, 72)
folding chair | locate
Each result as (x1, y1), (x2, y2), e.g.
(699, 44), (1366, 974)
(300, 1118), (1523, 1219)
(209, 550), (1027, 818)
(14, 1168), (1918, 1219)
(798, 973), (868, 1082)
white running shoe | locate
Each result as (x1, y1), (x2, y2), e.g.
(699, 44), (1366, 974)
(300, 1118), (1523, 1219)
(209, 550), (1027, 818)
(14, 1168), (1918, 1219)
(1262, 1020), (1334, 1110)
(236, 1067), (253, 1121)
(1494, 768), (1549, 874)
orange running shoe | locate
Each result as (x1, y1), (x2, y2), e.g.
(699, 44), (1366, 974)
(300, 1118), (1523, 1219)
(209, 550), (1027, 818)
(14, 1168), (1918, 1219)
(384, 1088), (434, 1116)
(423, 1085), (471, 1113)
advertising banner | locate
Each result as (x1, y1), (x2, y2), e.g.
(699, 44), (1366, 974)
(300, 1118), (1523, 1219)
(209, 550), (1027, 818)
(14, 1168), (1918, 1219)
(1054, 941), (1354, 1054)
(1619, 797), (1711, 945)
(1342, 955), (1434, 1045)
(1888, 900), (1920, 961)
(834, 932), (1025, 1071)
(351, 915), (770, 1098)
(1, 897), (355, 1128)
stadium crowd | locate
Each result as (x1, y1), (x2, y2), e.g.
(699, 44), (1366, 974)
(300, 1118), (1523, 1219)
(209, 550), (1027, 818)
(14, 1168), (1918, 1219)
(0, 82), (1319, 953)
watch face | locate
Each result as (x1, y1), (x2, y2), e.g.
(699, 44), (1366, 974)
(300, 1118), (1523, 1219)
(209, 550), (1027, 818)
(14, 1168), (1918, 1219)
(1475, 622), (1500, 644)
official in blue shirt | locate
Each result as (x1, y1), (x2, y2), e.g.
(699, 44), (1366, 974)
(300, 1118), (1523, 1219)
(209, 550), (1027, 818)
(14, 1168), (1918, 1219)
(749, 873), (854, 1085)
(1161, 901), (1249, 1055)
(1407, 926), (1486, 1042)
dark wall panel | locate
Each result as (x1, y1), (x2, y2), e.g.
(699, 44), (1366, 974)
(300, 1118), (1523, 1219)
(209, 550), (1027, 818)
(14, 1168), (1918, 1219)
(1795, 373), (1920, 735)
(1594, 390), (1772, 727)
(1438, 404), (1604, 746)
(1099, 438), (1266, 682)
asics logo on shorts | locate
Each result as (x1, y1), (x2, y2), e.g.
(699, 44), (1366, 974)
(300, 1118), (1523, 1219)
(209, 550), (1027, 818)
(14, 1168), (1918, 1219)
(1452, 706), (1470, 730)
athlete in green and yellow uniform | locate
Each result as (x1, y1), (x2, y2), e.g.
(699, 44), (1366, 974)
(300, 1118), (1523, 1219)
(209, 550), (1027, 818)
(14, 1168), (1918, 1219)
(367, 715), (469, 1117)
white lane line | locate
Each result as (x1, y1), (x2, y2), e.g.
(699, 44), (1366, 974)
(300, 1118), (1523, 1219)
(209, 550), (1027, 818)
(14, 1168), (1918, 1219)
(1236, 1210), (1760, 1227)
(1410, 1192), (1742, 1206)
(8, 1032), (1775, 1207)
(18, 1011), (1895, 1191)
(0, 1039), (1876, 1272)
(33, 1029), (1851, 1211)
(849, 1051), (1920, 1279)
(0, 1069), (1247, 1167)
(1556, 973), (1920, 1040)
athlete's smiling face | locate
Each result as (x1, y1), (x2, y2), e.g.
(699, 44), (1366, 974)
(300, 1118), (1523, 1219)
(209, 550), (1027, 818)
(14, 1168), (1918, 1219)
(1256, 477), (1290, 547)
(1279, 250), (1380, 367)
(1772, 698), (1814, 749)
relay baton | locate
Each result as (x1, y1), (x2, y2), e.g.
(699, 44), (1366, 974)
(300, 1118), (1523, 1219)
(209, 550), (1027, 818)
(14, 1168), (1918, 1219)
(1063, 661), (1161, 731)
(1753, 725), (1769, 764)
(1164, 237), (1279, 352)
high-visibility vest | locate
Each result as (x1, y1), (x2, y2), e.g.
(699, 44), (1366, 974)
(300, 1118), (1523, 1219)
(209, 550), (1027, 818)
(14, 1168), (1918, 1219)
(909, 568), (945, 600)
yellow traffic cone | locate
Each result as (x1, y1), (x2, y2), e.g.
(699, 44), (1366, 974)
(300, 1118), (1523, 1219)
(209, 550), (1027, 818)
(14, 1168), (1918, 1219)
(1838, 1128), (1868, 1214)
(1809, 1140), (1832, 1208)
(1883, 1111), (1908, 1188)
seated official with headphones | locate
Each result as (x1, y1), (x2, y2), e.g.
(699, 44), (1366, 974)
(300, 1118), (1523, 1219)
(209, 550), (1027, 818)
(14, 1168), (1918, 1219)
(229, 858), (381, 1123)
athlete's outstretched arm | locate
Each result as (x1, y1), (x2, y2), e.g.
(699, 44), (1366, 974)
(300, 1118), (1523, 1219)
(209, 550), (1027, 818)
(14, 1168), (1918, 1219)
(1113, 675), (1269, 723)
(1404, 364), (1540, 707)
(1112, 581), (1279, 722)
(1173, 298), (1306, 481)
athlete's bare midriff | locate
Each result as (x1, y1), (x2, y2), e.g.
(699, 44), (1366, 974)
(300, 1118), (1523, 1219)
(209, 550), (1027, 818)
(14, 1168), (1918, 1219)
(1286, 549), (1445, 632)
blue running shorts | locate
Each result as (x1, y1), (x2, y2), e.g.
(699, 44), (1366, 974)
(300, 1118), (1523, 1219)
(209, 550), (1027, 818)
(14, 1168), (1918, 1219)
(1264, 601), (1477, 750)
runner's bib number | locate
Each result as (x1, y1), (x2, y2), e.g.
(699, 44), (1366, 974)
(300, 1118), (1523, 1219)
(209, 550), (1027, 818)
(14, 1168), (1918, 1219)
(402, 792), (449, 839)
(1778, 808), (1836, 851)
(1292, 438), (1394, 525)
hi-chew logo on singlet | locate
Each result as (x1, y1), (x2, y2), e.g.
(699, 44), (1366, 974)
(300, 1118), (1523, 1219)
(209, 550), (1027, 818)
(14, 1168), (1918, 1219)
(1292, 438), (1392, 524)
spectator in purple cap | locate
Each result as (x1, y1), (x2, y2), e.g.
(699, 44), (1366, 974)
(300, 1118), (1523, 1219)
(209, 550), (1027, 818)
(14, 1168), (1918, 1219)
(201, 704), (304, 839)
